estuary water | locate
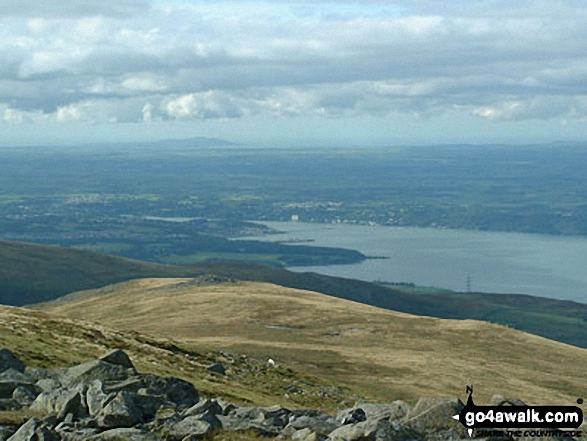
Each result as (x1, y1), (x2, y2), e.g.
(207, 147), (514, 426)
(243, 222), (587, 304)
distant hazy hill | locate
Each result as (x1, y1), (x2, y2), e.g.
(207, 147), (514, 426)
(0, 240), (198, 305)
(1, 240), (586, 348)
(40, 278), (587, 406)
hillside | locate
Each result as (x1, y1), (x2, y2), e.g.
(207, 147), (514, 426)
(39, 278), (587, 407)
(0, 240), (199, 306)
(0, 304), (359, 413)
(2, 240), (587, 348)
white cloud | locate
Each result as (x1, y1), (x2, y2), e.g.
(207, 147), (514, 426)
(0, 0), (587, 131)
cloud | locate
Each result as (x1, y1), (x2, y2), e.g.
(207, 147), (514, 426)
(1, 0), (587, 128)
(0, 0), (151, 18)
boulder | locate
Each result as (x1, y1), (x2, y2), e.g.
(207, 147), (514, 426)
(183, 398), (223, 418)
(0, 349), (25, 374)
(349, 401), (410, 423)
(87, 427), (163, 440)
(0, 369), (34, 399)
(212, 397), (236, 415)
(86, 380), (115, 417)
(285, 409), (339, 436)
(98, 349), (135, 370)
(96, 391), (143, 429)
(337, 408), (367, 425)
(30, 389), (87, 420)
(163, 414), (221, 440)
(404, 397), (464, 435)
(6, 418), (59, 441)
(220, 405), (293, 437)
(206, 363), (227, 375)
(13, 386), (41, 407)
(0, 425), (18, 440)
(137, 374), (199, 410)
(60, 360), (130, 386)
(327, 421), (376, 440)
(292, 427), (323, 441)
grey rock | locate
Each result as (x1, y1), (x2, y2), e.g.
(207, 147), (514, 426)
(132, 391), (167, 421)
(0, 369), (34, 399)
(337, 408), (367, 425)
(98, 350), (135, 370)
(0, 398), (20, 411)
(30, 389), (86, 420)
(285, 409), (339, 436)
(87, 427), (163, 440)
(138, 375), (199, 410)
(86, 380), (114, 417)
(164, 414), (221, 439)
(350, 401), (410, 423)
(35, 379), (61, 394)
(206, 363), (226, 376)
(96, 391), (143, 429)
(6, 418), (58, 441)
(60, 360), (130, 387)
(220, 405), (293, 437)
(211, 397), (236, 415)
(0, 349), (25, 374)
(328, 421), (375, 441)
(102, 377), (144, 395)
(13, 386), (41, 407)
(0, 425), (18, 440)
(292, 428), (323, 441)
(404, 397), (464, 435)
(183, 398), (223, 418)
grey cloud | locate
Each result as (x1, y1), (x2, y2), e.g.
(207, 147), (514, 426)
(2, 1), (587, 125)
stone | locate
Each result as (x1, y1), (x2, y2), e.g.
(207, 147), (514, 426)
(0, 369), (34, 399)
(206, 363), (226, 375)
(12, 386), (40, 407)
(138, 374), (199, 410)
(6, 418), (59, 441)
(183, 398), (223, 418)
(286, 409), (339, 436)
(337, 407), (367, 425)
(30, 389), (87, 420)
(163, 414), (221, 439)
(35, 379), (61, 393)
(86, 380), (115, 417)
(60, 360), (130, 386)
(87, 427), (163, 440)
(96, 391), (143, 429)
(98, 349), (135, 370)
(219, 405), (293, 437)
(212, 397), (236, 415)
(292, 427), (322, 441)
(327, 421), (376, 441)
(404, 397), (464, 435)
(0, 349), (25, 374)
(349, 401), (410, 422)
(0, 425), (18, 440)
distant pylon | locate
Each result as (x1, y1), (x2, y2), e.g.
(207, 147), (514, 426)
(466, 273), (471, 293)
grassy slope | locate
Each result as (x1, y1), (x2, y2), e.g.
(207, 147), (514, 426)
(0, 304), (359, 413)
(2, 240), (587, 348)
(40, 279), (587, 407)
(183, 263), (587, 348)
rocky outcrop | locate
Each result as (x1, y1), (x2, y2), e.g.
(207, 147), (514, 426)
(0, 348), (583, 441)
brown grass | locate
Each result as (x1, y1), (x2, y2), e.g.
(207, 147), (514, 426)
(38, 279), (587, 406)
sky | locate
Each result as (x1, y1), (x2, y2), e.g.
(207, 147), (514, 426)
(1, 0), (587, 146)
